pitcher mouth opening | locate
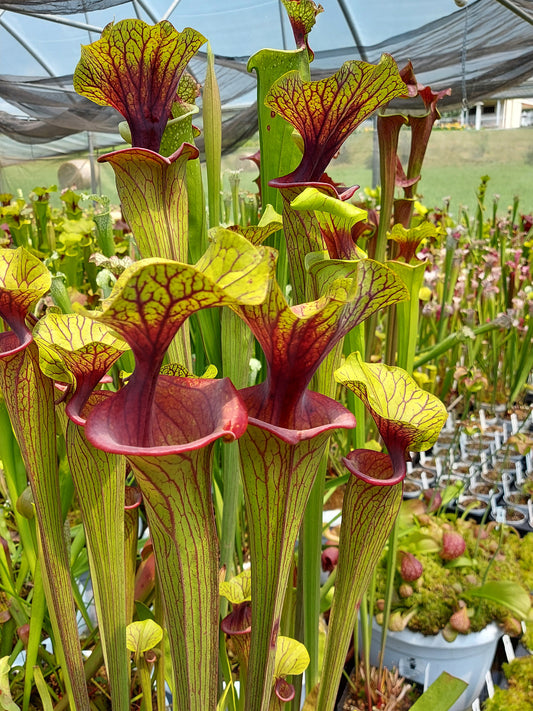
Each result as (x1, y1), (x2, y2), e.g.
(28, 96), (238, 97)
(84, 376), (247, 456)
(240, 385), (356, 445)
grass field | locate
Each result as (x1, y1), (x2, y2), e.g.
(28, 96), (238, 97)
(222, 125), (533, 217)
(3, 125), (533, 218)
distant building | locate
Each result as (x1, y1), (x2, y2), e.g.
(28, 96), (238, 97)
(465, 77), (533, 129)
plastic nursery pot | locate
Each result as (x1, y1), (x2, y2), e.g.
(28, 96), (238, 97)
(365, 618), (502, 711)
(503, 491), (530, 514)
(415, 452), (437, 472)
(451, 462), (477, 479)
(406, 467), (435, 488)
(468, 481), (501, 502)
(403, 480), (423, 499)
(491, 504), (527, 528)
(480, 468), (503, 485)
(433, 433), (457, 454)
(436, 475), (465, 492)
(467, 433), (497, 451)
(456, 495), (488, 517)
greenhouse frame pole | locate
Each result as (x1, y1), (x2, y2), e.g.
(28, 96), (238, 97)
(87, 132), (97, 195)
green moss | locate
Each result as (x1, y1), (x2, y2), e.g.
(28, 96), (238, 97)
(373, 508), (533, 637)
(483, 656), (533, 711)
(522, 625), (533, 653)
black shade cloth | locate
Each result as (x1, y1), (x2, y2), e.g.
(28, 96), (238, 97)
(1, 0), (533, 163)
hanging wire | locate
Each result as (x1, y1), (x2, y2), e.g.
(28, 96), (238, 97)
(278, 0), (288, 50)
(460, 2), (470, 124)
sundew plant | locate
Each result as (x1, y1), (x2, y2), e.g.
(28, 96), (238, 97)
(0, 3), (475, 711)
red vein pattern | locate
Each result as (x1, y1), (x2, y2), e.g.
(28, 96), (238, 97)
(74, 20), (206, 152)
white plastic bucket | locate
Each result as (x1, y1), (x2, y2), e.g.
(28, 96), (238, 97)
(366, 618), (501, 711)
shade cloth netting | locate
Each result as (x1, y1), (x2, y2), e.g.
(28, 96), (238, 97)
(0, 0), (532, 164)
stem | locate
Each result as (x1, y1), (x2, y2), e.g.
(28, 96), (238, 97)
(316, 474), (402, 711)
(240, 425), (332, 711)
(138, 658), (154, 711)
(129, 445), (220, 711)
(414, 319), (503, 369)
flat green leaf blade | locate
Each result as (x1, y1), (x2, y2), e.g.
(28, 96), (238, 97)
(409, 672), (468, 711)
(469, 581), (531, 620)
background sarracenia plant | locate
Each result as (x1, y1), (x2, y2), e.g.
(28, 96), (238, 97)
(0, 4), (502, 711)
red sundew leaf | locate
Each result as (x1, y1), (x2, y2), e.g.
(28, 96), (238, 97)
(236, 257), (407, 428)
(33, 312), (130, 425)
(74, 20), (206, 152)
(335, 352), (447, 475)
(266, 55), (408, 185)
